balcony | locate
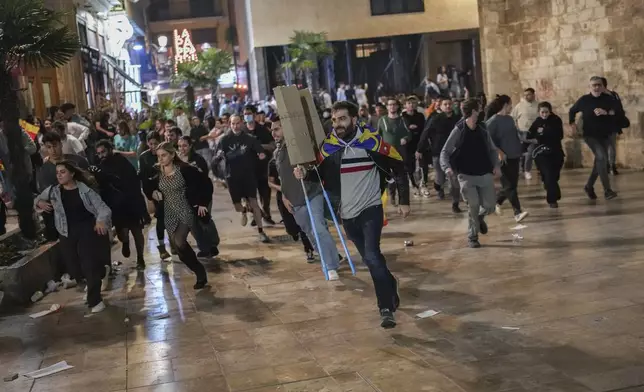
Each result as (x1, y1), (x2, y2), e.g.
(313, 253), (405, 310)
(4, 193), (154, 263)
(147, 0), (224, 22)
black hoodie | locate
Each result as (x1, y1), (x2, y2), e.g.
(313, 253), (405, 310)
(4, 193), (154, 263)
(418, 112), (461, 157)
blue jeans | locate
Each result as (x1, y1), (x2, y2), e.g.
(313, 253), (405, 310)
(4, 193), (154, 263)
(342, 204), (396, 311)
(292, 194), (339, 270)
(584, 136), (612, 192)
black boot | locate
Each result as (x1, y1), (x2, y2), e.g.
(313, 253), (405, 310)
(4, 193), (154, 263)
(136, 257), (146, 271)
(157, 245), (170, 260)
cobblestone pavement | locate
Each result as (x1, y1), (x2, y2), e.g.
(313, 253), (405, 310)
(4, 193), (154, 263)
(2, 170), (644, 391)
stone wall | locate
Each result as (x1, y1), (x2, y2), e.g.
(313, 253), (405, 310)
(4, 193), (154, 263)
(478, 0), (644, 168)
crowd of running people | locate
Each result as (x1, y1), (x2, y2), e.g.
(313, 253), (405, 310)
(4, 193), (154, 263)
(0, 73), (626, 328)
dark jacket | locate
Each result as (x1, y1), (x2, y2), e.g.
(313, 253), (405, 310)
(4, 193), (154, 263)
(176, 162), (213, 210)
(184, 150), (209, 175)
(138, 149), (158, 201)
(440, 119), (499, 175)
(97, 153), (146, 227)
(528, 114), (564, 151)
(318, 148), (409, 219)
(157, 162), (213, 222)
(569, 93), (622, 139)
(418, 112), (461, 157)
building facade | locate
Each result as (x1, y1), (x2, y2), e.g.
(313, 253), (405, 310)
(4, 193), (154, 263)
(26, 0), (144, 119)
(478, 0), (644, 168)
(235, 0), (481, 100)
(141, 0), (237, 103)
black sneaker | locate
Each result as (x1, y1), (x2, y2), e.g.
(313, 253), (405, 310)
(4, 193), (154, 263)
(468, 239), (481, 248)
(259, 232), (271, 243)
(251, 219), (257, 227)
(392, 275), (400, 312)
(584, 186), (598, 200)
(611, 165), (619, 175)
(452, 203), (462, 213)
(549, 202), (559, 208)
(122, 242), (131, 258)
(197, 251), (212, 258)
(478, 215), (488, 235)
(306, 250), (315, 263)
(605, 190), (618, 200)
(379, 309), (396, 329)
(437, 189), (445, 200)
(263, 217), (276, 226)
(193, 280), (208, 290)
(211, 247), (220, 257)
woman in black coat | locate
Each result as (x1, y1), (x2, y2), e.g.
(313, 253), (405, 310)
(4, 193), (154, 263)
(152, 142), (213, 289)
(527, 101), (565, 208)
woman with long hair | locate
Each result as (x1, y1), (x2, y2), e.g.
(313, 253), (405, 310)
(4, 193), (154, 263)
(114, 120), (139, 168)
(34, 160), (111, 313)
(486, 94), (529, 223)
(528, 102), (565, 208)
(152, 142), (211, 288)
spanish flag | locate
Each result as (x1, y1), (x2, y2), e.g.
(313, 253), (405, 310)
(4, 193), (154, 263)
(318, 121), (402, 162)
(19, 119), (39, 141)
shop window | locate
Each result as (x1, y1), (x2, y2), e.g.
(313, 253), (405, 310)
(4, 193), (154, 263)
(355, 42), (388, 58)
(190, 0), (217, 17)
(27, 82), (35, 113)
(87, 29), (98, 49)
(191, 28), (217, 45)
(98, 35), (106, 53)
(42, 83), (52, 109)
(78, 22), (88, 46)
(370, 0), (424, 16)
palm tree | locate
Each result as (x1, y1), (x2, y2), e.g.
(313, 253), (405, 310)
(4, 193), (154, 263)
(173, 48), (233, 116)
(0, 0), (79, 239)
(138, 96), (187, 130)
(282, 31), (334, 92)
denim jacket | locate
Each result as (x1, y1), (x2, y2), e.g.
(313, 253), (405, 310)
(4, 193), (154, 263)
(34, 182), (112, 237)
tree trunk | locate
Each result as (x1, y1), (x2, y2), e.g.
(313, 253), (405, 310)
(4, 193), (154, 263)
(211, 84), (220, 117)
(305, 71), (314, 93)
(0, 71), (36, 239)
(185, 84), (195, 116)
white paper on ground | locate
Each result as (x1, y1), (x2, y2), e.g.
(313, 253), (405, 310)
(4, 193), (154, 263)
(501, 326), (520, 330)
(415, 309), (441, 319)
(29, 304), (61, 319)
(23, 361), (73, 379)
(511, 224), (528, 231)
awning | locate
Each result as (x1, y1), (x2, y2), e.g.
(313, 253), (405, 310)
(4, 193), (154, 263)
(101, 55), (145, 91)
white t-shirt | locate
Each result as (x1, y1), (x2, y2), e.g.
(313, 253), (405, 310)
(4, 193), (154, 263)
(61, 134), (85, 155)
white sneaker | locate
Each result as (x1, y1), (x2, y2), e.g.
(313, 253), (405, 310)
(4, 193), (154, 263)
(240, 213), (248, 227)
(327, 270), (340, 281)
(495, 205), (503, 215)
(524, 171), (532, 180)
(515, 211), (529, 223)
(101, 265), (110, 291)
(91, 301), (106, 313)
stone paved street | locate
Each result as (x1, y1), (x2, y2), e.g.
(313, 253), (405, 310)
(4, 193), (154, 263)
(2, 170), (644, 392)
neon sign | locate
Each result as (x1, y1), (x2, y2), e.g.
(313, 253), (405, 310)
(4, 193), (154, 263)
(173, 29), (197, 66)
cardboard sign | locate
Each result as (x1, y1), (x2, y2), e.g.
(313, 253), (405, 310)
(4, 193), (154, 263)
(273, 86), (325, 165)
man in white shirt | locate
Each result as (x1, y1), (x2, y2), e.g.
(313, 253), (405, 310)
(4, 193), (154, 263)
(175, 106), (191, 135)
(53, 121), (85, 156)
(511, 88), (540, 179)
(336, 83), (347, 102)
(319, 89), (333, 109)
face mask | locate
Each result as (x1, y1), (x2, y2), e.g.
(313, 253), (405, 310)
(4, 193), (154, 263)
(244, 115), (254, 123)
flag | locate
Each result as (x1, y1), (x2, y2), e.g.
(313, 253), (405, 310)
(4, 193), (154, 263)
(318, 121), (402, 162)
(19, 120), (39, 141)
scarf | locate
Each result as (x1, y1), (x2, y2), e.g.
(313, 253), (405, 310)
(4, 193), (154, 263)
(318, 121), (402, 162)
